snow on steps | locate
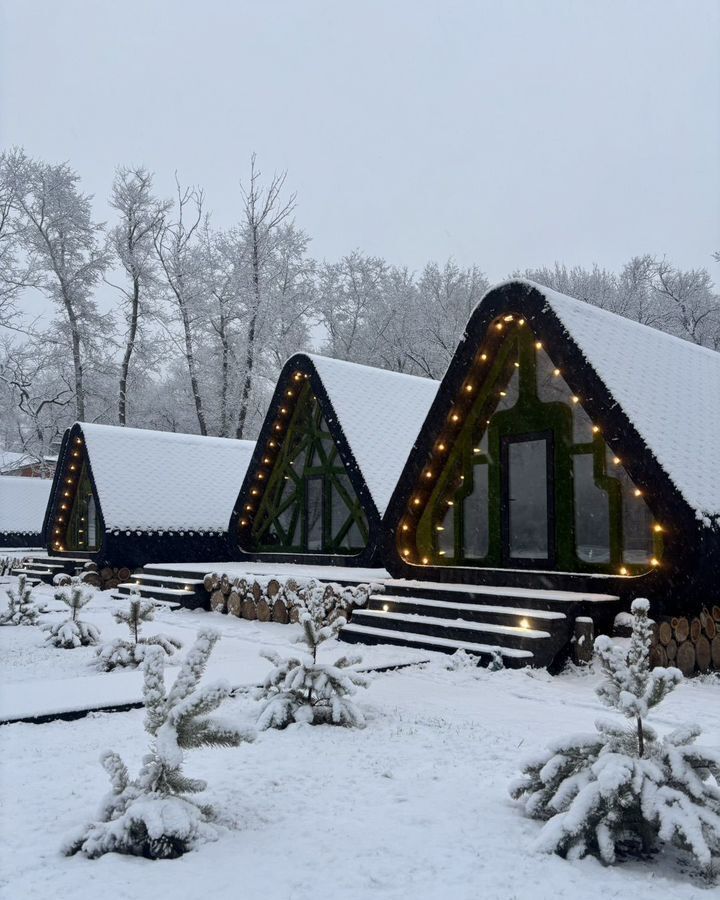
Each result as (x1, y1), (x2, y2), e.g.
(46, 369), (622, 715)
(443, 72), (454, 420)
(340, 623), (533, 665)
(340, 580), (621, 670)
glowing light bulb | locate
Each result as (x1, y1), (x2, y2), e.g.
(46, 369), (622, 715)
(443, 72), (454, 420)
(592, 426), (600, 434)
(495, 322), (503, 330)
(504, 315), (514, 322)
(619, 566), (628, 575)
(519, 618), (529, 629)
(553, 368), (561, 376)
(480, 353), (488, 361)
(651, 558), (659, 567)
(383, 604), (389, 612)
(535, 341), (542, 350)
(286, 390), (293, 397)
(422, 557), (429, 564)
(402, 549), (410, 556)
(518, 318), (525, 325)
(447, 500), (454, 506)
(473, 447), (481, 454)
(240, 519), (248, 527)
(438, 443), (446, 451)
(572, 396), (579, 404)
(451, 413), (460, 422)
(634, 488), (642, 497)
(499, 391), (507, 397)
(413, 498), (421, 506)
(436, 525), (445, 532)
(402, 524), (409, 532)
(613, 457), (621, 465)
(425, 471), (433, 479)
(514, 361), (520, 368)
(245, 504), (253, 511)
(653, 524), (663, 533)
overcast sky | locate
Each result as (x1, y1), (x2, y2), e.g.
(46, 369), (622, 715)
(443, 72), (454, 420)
(1, 0), (718, 281)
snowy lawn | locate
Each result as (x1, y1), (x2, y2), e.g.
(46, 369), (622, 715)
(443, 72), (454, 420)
(1, 580), (719, 899)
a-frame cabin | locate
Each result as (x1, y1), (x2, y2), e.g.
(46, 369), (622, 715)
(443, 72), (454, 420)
(230, 353), (439, 568)
(342, 280), (720, 668)
(42, 423), (255, 569)
(0, 476), (52, 548)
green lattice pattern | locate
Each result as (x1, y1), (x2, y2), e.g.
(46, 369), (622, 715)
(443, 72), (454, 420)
(416, 322), (662, 573)
(250, 383), (369, 554)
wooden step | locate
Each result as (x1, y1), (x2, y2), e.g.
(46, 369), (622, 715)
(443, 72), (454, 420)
(368, 594), (566, 630)
(354, 608), (551, 641)
(385, 578), (620, 608)
(131, 573), (205, 587)
(109, 591), (181, 610)
(116, 582), (192, 598)
(340, 622), (533, 667)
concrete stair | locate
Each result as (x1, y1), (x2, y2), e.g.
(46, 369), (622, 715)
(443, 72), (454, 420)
(340, 578), (621, 670)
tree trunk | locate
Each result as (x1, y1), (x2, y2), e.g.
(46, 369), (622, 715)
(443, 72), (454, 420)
(235, 225), (260, 439)
(118, 271), (140, 426)
(179, 303), (207, 436)
(219, 309), (230, 437)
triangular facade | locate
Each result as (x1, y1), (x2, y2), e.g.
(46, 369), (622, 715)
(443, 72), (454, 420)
(232, 353), (438, 566)
(384, 280), (720, 605)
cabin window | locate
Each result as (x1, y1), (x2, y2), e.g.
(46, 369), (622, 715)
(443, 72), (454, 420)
(247, 382), (369, 555)
(414, 319), (662, 574)
(65, 462), (99, 551)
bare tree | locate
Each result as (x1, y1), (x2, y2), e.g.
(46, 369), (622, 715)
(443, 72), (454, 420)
(652, 259), (720, 349)
(108, 166), (169, 425)
(1, 149), (108, 419)
(234, 154), (296, 439)
(153, 180), (209, 436)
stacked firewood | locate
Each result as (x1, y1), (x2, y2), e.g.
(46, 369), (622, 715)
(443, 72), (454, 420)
(76, 562), (133, 591)
(650, 606), (720, 675)
(202, 572), (378, 626)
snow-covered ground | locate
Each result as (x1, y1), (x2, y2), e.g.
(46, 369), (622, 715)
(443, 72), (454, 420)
(1, 578), (718, 899)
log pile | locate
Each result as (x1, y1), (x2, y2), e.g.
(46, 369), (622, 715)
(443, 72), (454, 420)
(650, 606), (720, 675)
(203, 571), (380, 626)
(78, 562), (133, 592)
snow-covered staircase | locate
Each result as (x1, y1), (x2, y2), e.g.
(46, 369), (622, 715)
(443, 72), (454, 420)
(13, 554), (89, 585)
(340, 579), (621, 670)
(111, 566), (208, 609)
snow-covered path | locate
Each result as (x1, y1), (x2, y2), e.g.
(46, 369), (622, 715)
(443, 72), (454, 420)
(1, 581), (718, 899)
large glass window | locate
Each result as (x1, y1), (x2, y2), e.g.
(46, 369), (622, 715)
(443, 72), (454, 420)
(66, 462), (99, 551)
(464, 463), (489, 559)
(506, 437), (550, 560)
(573, 454), (610, 563)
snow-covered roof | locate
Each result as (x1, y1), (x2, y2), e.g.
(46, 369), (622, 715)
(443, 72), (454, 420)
(306, 354), (439, 516)
(75, 424), (255, 532)
(0, 450), (57, 474)
(0, 476), (52, 535)
(487, 280), (720, 520)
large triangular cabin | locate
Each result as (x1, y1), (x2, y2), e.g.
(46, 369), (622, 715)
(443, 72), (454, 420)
(43, 423), (255, 568)
(0, 476), (52, 548)
(342, 280), (720, 667)
(230, 353), (439, 568)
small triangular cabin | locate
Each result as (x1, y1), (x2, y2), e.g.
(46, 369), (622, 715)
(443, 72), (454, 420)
(383, 279), (720, 614)
(230, 353), (439, 567)
(0, 476), (52, 548)
(43, 423), (255, 568)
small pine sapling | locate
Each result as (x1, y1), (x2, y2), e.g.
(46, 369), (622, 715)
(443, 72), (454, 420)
(0, 574), (41, 626)
(509, 599), (720, 874)
(256, 612), (368, 729)
(43, 583), (100, 648)
(96, 593), (182, 671)
(65, 628), (254, 860)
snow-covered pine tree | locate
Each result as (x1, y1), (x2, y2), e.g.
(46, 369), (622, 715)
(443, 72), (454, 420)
(43, 583), (100, 648)
(65, 628), (254, 860)
(256, 611), (368, 729)
(96, 592), (182, 670)
(0, 574), (41, 626)
(509, 599), (720, 873)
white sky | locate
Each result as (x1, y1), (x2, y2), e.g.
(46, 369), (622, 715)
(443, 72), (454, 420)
(1, 0), (718, 282)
